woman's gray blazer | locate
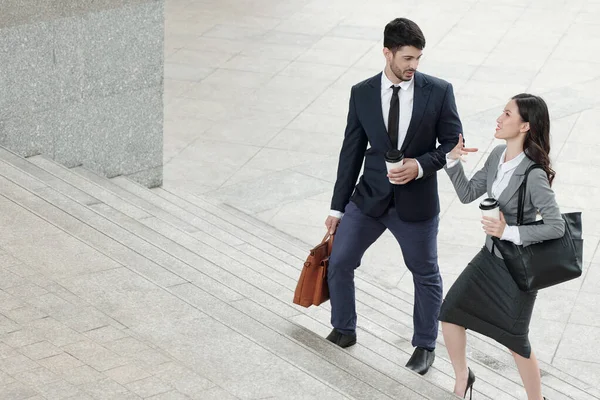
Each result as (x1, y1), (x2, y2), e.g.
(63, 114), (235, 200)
(445, 145), (565, 254)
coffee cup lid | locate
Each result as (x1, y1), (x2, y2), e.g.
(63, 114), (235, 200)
(385, 149), (403, 162)
(479, 197), (499, 210)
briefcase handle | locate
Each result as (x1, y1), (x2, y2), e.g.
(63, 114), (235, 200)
(321, 232), (335, 254)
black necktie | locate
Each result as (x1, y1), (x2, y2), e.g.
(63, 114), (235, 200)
(388, 85), (401, 149)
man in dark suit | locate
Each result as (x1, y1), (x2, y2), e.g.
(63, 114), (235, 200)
(324, 18), (462, 375)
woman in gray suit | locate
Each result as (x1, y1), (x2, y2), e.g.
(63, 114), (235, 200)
(439, 94), (564, 400)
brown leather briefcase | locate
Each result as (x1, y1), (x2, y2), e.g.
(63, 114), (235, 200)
(293, 232), (334, 307)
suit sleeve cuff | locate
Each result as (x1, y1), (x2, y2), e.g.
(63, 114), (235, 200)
(501, 225), (523, 245)
(329, 210), (344, 219)
(445, 154), (460, 169)
(415, 160), (424, 179)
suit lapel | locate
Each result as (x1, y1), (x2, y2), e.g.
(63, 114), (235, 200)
(496, 156), (535, 204)
(487, 147), (503, 196)
(365, 73), (392, 148)
(400, 72), (432, 153)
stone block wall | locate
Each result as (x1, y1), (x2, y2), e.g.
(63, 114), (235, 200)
(0, 0), (164, 186)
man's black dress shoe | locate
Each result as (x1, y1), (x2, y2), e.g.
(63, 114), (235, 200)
(326, 329), (357, 348)
(405, 347), (435, 375)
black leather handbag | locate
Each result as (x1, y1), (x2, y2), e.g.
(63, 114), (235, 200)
(492, 164), (583, 292)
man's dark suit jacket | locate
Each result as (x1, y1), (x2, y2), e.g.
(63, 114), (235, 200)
(331, 71), (462, 222)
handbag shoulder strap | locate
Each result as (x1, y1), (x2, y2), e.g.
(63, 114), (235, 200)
(517, 163), (544, 225)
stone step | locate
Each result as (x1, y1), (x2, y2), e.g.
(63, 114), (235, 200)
(84, 171), (521, 399)
(0, 176), (364, 399)
(190, 193), (600, 398)
(145, 190), (534, 399)
(164, 186), (600, 400)
(103, 179), (547, 399)
(111, 176), (592, 400)
(5, 150), (595, 399)
(52, 165), (461, 400)
(0, 152), (459, 399)
(0, 153), (444, 399)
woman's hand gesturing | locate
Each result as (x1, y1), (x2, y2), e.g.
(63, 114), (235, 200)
(448, 134), (478, 161)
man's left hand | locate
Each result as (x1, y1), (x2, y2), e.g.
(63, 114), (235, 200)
(388, 158), (419, 185)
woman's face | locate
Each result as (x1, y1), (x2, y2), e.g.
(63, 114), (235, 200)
(495, 99), (529, 140)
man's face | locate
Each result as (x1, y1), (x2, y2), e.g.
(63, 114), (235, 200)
(384, 45), (422, 81)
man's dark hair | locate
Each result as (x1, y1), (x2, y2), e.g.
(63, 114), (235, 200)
(383, 18), (426, 51)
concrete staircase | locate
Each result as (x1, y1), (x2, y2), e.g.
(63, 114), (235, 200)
(0, 146), (597, 400)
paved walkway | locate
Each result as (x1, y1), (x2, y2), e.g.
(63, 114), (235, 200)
(162, 0), (600, 389)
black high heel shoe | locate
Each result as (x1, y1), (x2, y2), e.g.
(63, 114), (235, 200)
(463, 367), (476, 399)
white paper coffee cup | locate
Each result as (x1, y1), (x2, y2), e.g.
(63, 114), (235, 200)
(385, 150), (404, 184)
(479, 197), (500, 220)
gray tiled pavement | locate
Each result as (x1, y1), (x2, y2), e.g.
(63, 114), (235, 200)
(162, 0), (600, 394)
(0, 148), (597, 398)
(1, 0), (600, 399)
(0, 151), (457, 399)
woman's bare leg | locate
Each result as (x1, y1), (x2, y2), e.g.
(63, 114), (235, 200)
(442, 322), (469, 395)
(511, 349), (543, 400)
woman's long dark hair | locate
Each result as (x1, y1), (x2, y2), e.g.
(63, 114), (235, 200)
(512, 93), (556, 185)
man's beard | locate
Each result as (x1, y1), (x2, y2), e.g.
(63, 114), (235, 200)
(391, 65), (415, 82)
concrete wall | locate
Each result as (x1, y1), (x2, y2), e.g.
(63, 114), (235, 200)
(0, 0), (164, 187)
